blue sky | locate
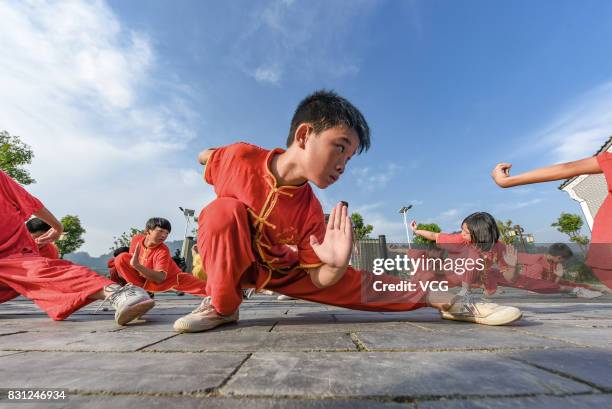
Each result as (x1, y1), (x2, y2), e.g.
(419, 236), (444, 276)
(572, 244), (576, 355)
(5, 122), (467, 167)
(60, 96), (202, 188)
(2, 0), (611, 255)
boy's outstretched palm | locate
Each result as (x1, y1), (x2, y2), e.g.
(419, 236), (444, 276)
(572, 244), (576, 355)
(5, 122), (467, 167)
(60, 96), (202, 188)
(310, 203), (353, 269)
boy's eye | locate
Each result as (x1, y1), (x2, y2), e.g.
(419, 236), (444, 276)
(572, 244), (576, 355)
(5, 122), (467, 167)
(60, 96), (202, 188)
(337, 145), (345, 153)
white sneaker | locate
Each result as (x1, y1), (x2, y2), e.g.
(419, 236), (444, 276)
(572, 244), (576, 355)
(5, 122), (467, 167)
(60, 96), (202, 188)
(173, 297), (238, 333)
(101, 284), (155, 325)
(571, 287), (604, 299)
(440, 296), (522, 326)
(277, 294), (296, 301)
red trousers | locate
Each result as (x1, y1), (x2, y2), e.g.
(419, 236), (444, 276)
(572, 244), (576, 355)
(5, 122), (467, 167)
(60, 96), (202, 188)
(114, 253), (208, 296)
(0, 254), (113, 320)
(591, 268), (612, 290)
(198, 198), (429, 315)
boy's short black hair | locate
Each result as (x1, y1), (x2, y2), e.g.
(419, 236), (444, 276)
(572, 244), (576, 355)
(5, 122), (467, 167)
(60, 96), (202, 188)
(26, 218), (51, 234)
(145, 217), (172, 233)
(113, 246), (130, 257)
(548, 243), (573, 259)
(462, 212), (500, 252)
(287, 90), (371, 154)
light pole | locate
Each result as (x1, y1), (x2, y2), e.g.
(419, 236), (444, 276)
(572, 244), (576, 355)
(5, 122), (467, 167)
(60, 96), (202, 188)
(179, 207), (195, 240)
(399, 205), (413, 249)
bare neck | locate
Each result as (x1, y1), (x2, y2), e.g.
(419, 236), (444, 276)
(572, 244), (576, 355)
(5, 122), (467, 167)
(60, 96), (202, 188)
(270, 149), (307, 187)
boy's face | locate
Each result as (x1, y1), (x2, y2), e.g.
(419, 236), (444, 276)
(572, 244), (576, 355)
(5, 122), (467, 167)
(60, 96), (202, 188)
(301, 125), (359, 189)
(146, 227), (169, 245)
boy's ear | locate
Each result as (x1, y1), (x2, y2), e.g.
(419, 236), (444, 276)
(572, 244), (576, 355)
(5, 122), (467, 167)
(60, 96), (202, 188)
(294, 123), (311, 149)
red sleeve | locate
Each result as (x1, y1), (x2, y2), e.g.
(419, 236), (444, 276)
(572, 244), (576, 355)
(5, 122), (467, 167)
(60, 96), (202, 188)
(204, 147), (223, 186)
(597, 152), (612, 190)
(204, 142), (251, 186)
(39, 243), (59, 259)
(436, 233), (466, 244)
(436, 233), (468, 254)
(0, 170), (43, 222)
(297, 199), (326, 268)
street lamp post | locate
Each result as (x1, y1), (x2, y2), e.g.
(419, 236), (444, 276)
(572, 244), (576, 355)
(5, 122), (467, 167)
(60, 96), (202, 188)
(399, 205), (413, 249)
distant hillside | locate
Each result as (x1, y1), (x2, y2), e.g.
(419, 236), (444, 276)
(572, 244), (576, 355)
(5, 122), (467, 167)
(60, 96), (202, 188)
(64, 240), (185, 275)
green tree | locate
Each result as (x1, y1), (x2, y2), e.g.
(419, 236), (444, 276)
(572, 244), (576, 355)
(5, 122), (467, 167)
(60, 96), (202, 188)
(552, 213), (589, 254)
(350, 212), (374, 240)
(56, 215), (86, 258)
(497, 219), (518, 245)
(0, 130), (35, 185)
(110, 227), (142, 251)
(413, 223), (441, 245)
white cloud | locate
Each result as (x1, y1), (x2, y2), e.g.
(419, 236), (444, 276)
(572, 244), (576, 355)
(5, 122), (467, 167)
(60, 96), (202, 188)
(0, 0), (212, 255)
(530, 82), (612, 162)
(233, 0), (376, 84)
(351, 163), (401, 191)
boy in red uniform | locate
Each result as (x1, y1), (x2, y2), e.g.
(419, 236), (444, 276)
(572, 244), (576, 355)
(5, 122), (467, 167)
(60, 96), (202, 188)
(174, 90), (523, 332)
(26, 217), (60, 259)
(492, 152), (612, 290)
(113, 218), (208, 299)
(0, 170), (154, 324)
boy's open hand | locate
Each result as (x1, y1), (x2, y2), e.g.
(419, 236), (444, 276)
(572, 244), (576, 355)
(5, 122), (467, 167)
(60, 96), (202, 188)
(130, 244), (143, 269)
(554, 262), (564, 278)
(310, 203), (353, 269)
(491, 163), (512, 187)
(35, 227), (62, 246)
(502, 244), (518, 267)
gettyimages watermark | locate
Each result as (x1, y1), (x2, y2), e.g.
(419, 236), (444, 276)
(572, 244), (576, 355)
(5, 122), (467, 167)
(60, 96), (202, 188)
(370, 255), (486, 293)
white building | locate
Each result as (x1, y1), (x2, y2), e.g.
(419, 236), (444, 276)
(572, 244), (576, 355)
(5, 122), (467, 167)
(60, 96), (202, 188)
(559, 136), (612, 231)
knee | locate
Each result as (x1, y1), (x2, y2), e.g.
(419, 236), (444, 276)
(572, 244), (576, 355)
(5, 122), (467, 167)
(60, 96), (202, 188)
(114, 252), (132, 269)
(199, 198), (249, 234)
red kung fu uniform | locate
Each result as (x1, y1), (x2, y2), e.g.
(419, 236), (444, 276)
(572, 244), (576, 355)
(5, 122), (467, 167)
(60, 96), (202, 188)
(586, 152), (612, 289)
(0, 170), (114, 320)
(113, 234), (208, 296)
(198, 142), (432, 316)
(38, 242), (59, 260)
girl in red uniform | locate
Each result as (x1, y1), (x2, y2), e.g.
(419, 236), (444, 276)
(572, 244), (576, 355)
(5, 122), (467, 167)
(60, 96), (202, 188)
(492, 152), (612, 289)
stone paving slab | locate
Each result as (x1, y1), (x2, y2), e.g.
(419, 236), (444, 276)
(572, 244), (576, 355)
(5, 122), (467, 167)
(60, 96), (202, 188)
(145, 332), (356, 352)
(6, 396), (416, 409)
(417, 394), (612, 409)
(510, 322), (612, 348)
(506, 347), (612, 391)
(0, 330), (177, 352)
(354, 328), (573, 351)
(223, 352), (593, 397)
(0, 351), (247, 393)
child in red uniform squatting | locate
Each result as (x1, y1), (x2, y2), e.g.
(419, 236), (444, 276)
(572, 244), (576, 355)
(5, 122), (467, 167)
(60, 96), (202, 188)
(492, 153), (612, 290)
(0, 170), (154, 324)
(112, 218), (209, 300)
(26, 217), (60, 259)
(173, 90), (523, 333)
(516, 244), (603, 298)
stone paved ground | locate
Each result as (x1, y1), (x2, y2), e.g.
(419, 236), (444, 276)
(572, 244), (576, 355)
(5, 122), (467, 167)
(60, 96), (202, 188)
(0, 289), (611, 408)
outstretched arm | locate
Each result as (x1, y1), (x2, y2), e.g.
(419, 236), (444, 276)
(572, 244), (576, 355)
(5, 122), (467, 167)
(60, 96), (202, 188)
(307, 203), (353, 288)
(410, 220), (440, 242)
(491, 157), (601, 188)
(197, 148), (216, 165)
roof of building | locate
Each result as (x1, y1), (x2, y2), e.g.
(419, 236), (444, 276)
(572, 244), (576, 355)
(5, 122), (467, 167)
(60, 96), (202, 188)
(559, 135), (612, 190)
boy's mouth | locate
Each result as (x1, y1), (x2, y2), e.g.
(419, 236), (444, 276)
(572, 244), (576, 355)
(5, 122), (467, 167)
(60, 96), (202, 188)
(329, 174), (339, 183)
